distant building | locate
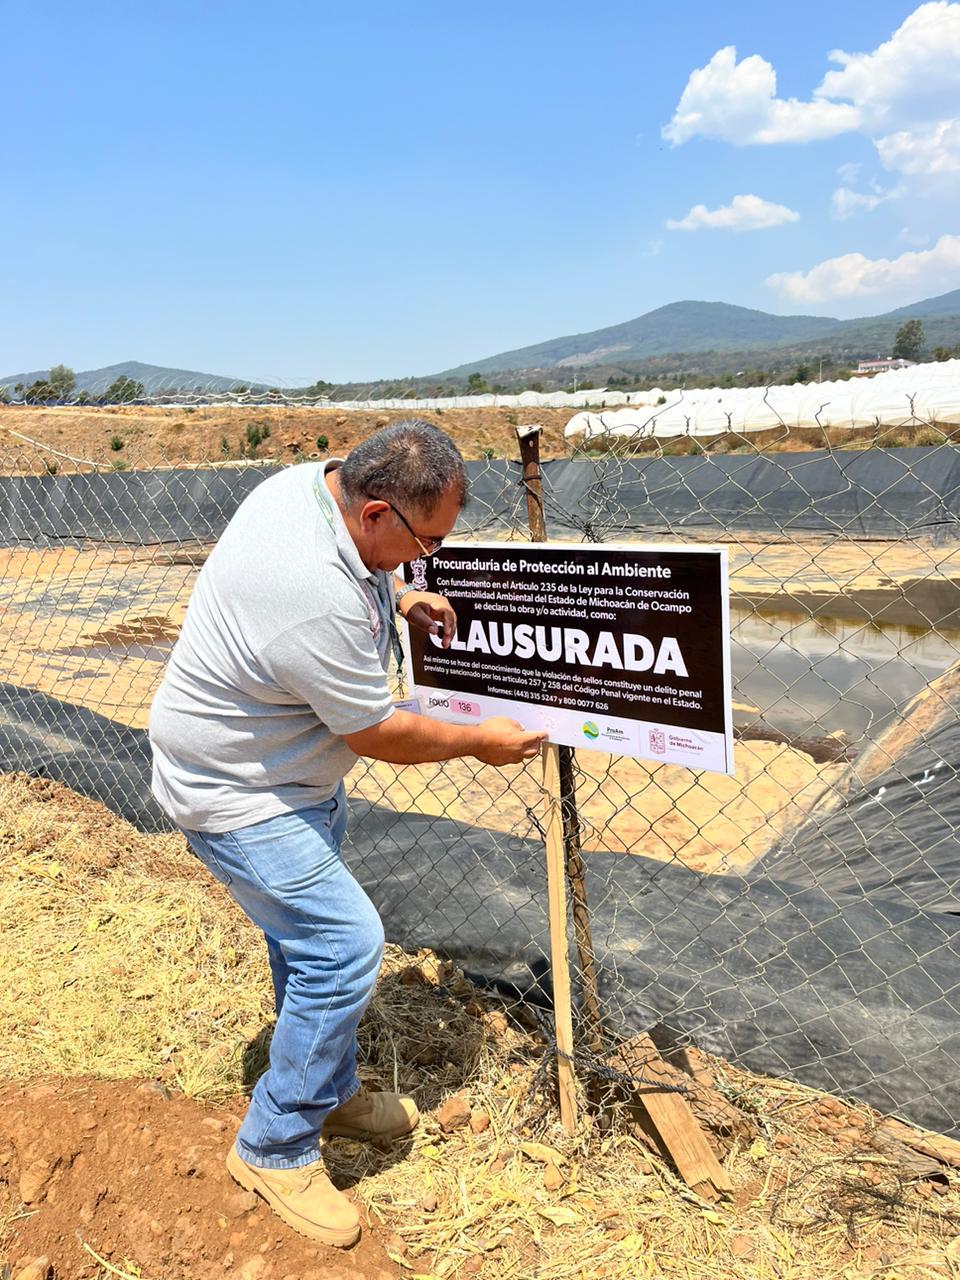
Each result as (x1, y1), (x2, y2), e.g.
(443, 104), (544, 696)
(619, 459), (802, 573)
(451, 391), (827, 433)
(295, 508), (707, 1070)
(856, 357), (917, 374)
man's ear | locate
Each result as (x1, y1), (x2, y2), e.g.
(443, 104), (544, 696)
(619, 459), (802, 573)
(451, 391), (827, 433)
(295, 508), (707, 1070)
(359, 499), (389, 525)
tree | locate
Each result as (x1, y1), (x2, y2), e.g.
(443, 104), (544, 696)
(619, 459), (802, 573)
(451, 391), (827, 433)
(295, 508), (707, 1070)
(794, 363), (811, 383)
(466, 372), (488, 393)
(24, 379), (54, 403)
(893, 319), (924, 361)
(48, 364), (76, 399)
(104, 376), (144, 403)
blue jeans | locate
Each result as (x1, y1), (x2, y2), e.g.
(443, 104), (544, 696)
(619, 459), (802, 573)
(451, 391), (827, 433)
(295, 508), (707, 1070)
(180, 786), (385, 1169)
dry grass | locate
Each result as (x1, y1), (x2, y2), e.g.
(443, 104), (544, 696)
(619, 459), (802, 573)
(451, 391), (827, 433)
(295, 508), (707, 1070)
(2, 771), (960, 1279)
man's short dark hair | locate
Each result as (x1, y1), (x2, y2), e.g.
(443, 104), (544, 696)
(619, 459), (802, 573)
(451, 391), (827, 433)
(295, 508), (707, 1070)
(339, 419), (468, 515)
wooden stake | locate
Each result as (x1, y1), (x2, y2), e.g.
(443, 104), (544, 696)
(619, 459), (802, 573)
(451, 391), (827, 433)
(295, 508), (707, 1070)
(514, 425), (736, 1181)
(607, 1032), (733, 1199)
(542, 738), (578, 1134)
(516, 426), (603, 1054)
(516, 423), (605, 1131)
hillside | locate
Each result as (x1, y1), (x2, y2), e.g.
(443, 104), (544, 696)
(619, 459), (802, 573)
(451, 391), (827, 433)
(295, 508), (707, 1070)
(431, 288), (960, 382)
(436, 302), (843, 379)
(0, 361), (259, 397)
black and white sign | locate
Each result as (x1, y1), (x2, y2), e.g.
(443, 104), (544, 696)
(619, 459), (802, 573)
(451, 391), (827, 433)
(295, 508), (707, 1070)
(401, 541), (733, 774)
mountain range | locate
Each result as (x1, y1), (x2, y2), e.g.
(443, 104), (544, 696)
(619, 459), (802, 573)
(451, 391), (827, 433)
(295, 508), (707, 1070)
(3, 288), (960, 397)
(0, 361), (258, 397)
(433, 288), (960, 379)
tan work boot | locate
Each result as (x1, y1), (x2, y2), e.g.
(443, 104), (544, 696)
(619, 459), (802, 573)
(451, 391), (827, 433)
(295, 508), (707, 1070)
(225, 1144), (360, 1247)
(322, 1087), (419, 1140)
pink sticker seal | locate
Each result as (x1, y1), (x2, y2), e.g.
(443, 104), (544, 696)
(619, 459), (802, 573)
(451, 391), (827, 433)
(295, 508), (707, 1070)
(450, 698), (481, 717)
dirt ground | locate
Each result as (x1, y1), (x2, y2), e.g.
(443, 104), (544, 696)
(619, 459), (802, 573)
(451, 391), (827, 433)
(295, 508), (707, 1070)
(2, 773), (960, 1280)
(0, 1080), (400, 1280)
(0, 404), (954, 475)
(0, 405), (575, 472)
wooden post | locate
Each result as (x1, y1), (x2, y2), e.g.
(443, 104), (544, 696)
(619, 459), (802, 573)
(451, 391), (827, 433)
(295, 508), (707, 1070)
(517, 426), (604, 1049)
(542, 739), (578, 1134)
(516, 425), (604, 1131)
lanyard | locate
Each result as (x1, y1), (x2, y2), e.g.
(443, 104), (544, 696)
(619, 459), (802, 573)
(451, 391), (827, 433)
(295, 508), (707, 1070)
(313, 466), (403, 671)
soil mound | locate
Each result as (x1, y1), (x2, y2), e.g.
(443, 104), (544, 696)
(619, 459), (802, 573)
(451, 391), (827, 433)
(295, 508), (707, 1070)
(0, 1078), (399, 1280)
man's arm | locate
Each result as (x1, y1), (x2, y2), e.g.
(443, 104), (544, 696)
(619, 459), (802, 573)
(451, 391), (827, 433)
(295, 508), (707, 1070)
(343, 711), (545, 766)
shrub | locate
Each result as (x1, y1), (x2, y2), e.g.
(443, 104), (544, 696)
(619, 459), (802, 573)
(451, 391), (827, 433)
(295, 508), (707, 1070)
(245, 420), (271, 456)
(111, 459), (130, 471)
(109, 435), (124, 451)
(316, 434), (329, 451)
(219, 435), (231, 457)
(914, 427), (943, 447)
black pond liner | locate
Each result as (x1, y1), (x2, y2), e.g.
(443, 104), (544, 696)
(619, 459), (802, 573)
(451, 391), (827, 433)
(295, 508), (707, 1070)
(0, 682), (957, 1138)
(2, 448), (960, 546)
(763, 716), (960, 915)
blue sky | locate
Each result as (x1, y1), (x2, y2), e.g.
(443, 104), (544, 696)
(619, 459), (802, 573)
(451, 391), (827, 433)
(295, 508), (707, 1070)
(3, 1), (959, 382)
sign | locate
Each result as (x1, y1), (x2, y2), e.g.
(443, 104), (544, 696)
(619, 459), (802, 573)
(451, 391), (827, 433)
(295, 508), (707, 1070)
(401, 541), (734, 774)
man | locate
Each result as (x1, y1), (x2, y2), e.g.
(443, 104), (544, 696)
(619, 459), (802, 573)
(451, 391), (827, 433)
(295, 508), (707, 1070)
(149, 420), (545, 1247)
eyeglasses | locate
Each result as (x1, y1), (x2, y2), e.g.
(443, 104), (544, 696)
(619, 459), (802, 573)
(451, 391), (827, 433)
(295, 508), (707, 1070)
(382, 499), (444, 557)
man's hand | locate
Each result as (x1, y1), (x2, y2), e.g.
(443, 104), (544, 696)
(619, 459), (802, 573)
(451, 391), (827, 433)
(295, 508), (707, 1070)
(398, 591), (457, 649)
(344, 710), (547, 767)
(473, 716), (547, 765)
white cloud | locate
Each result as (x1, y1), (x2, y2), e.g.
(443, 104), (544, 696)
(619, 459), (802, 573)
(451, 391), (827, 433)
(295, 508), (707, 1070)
(815, 2), (960, 132)
(830, 182), (903, 219)
(765, 233), (960, 303)
(876, 118), (960, 174)
(899, 227), (933, 246)
(663, 4), (960, 179)
(836, 161), (863, 184)
(662, 46), (859, 146)
(667, 194), (800, 231)
(641, 238), (663, 257)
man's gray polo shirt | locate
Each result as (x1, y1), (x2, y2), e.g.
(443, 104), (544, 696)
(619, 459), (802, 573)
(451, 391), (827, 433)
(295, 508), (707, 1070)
(149, 459), (396, 833)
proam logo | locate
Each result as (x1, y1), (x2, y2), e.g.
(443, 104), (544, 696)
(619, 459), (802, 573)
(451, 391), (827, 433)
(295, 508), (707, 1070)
(582, 721), (600, 740)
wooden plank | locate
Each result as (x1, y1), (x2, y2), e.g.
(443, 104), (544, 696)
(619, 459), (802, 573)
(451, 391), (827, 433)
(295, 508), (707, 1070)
(608, 1032), (733, 1198)
(878, 1118), (960, 1169)
(542, 741), (578, 1135)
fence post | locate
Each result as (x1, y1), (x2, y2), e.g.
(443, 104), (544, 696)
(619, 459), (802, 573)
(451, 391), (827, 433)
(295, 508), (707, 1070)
(516, 425), (604, 1132)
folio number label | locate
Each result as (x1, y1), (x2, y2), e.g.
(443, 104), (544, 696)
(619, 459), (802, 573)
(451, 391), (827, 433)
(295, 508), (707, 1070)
(452, 698), (481, 717)
(426, 695), (480, 715)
